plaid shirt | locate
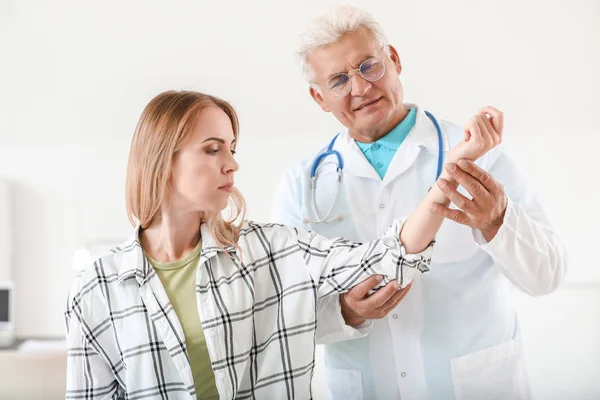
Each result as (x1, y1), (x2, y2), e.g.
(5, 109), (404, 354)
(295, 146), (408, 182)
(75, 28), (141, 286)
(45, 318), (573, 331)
(65, 220), (433, 400)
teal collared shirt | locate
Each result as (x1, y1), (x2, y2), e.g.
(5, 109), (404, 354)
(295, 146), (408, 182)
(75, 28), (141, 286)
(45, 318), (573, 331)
(355, 108), (417, 179)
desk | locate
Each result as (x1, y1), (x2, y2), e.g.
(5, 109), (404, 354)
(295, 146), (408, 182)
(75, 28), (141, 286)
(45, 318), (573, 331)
(0, 338), (24, 351)
(0, 337), (65, 351)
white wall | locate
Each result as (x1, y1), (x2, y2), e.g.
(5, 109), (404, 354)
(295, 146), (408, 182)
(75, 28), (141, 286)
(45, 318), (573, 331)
(0, 0), (599, 397)
(0, 181), (11, 282)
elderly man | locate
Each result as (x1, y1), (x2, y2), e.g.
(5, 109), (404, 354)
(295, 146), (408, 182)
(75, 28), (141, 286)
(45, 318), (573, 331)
(271, 6), (567, 400)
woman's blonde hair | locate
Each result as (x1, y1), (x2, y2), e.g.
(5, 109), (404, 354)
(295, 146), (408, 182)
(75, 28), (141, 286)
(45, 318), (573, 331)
(126, 90), (246, 250)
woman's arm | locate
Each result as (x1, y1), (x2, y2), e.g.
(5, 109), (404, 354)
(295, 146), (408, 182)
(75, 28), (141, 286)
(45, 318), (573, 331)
(400, 107), (503, 253)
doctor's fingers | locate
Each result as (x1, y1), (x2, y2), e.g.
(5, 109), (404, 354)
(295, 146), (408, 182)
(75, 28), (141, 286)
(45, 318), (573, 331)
(364, 280), (403, 309)
(346, 274), (386, 300)
(436, 178), (476, 212)
(455, 160), (503, 195)
(380, 284), (412, 315)
(443, 162), (492, 201)
(431, 206), (471, 226)
(360, 282), (410, 319)
(479, 106), (504, 137)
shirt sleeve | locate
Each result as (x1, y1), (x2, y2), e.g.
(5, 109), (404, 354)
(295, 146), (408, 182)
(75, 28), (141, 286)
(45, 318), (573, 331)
(295, 219), (433, 296)
(65, 282), (121, 399)
(314, 294), (374, 345)
(472, 145), (568, 295)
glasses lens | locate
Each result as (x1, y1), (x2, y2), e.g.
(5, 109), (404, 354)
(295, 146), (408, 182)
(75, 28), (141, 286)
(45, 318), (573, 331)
(360, 58), (385, 82)
(326, 74), (351, 95)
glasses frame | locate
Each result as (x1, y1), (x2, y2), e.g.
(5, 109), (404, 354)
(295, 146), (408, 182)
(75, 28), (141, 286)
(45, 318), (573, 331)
(312, 49), (388, 98)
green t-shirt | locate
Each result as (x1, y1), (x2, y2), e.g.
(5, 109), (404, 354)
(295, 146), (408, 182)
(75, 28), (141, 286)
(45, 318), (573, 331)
(146, 240), (218, 399)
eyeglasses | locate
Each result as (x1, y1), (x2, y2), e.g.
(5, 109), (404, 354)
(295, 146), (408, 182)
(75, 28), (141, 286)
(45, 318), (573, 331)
(314, 52), (387, 98)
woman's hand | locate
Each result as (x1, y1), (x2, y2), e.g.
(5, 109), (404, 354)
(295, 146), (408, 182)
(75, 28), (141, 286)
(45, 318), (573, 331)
(448, 106), (504, 163)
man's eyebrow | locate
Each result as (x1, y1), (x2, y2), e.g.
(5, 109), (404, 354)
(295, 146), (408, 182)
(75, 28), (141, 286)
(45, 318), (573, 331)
(326, 54), (377, 80)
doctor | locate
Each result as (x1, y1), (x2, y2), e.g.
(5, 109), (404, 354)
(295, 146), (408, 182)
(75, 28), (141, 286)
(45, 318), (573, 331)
(271, 5), (568, 400)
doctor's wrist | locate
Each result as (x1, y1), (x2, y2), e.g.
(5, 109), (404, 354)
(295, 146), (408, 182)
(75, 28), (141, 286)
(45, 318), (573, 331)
(344, 315), (367, 327)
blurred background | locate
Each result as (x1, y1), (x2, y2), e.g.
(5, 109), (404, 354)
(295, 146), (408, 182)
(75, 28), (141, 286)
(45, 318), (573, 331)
(0, 0), (598, 398)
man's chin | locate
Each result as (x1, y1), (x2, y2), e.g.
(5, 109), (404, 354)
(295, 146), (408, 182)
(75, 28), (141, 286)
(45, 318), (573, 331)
(357, 116), (385, 133)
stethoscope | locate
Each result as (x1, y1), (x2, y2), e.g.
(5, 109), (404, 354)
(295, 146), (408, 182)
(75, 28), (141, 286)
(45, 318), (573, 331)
(304, 111), (444, 224)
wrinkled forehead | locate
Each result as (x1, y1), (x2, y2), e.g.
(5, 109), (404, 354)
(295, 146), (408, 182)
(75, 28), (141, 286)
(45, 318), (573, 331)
(307, 29), (382, 82)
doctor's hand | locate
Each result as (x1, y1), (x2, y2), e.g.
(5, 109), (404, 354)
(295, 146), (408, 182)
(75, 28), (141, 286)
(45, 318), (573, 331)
(340, 275), (412, 326)
(433, 160), (507, 242)
(448, 106), (504, 163)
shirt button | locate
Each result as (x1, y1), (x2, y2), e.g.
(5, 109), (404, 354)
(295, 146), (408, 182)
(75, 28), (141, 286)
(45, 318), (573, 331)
(219, 372), (225, 380)
(372, 144), (380, 150)
(392, 314), (398, 319)
(401, 372), (407, 377)
(379, 203), (385, 209)
(376, 162), (383, 168)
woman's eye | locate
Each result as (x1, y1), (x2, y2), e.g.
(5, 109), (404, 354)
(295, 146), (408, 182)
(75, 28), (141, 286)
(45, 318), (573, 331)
(231, 149), (237, 155)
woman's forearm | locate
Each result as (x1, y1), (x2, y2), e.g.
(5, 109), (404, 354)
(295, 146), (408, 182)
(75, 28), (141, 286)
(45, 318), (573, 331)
(399, 164), (458, 254)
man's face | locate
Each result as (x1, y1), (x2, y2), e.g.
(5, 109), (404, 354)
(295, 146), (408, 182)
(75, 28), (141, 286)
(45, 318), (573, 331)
(308, 29), (405, 141)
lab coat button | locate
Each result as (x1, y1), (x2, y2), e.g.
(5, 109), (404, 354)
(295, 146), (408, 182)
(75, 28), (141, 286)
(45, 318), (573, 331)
(392, 314), (398, 319)
(379, 203), (385, 209)
(401, 372), (407, 377)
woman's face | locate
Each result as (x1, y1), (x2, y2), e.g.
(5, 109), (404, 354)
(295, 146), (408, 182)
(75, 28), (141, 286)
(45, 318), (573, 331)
(168, 106), (239, 215)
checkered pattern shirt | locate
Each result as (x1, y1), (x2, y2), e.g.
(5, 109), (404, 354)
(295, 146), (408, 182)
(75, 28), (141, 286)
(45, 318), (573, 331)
(65, 220), (433, 399)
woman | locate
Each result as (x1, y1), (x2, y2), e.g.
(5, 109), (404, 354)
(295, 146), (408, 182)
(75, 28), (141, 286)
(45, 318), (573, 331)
(65, 90), (501, 399)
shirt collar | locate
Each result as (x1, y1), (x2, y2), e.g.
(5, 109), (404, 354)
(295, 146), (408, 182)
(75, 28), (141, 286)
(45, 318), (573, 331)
(117, 225), (152, 286)
(402, 105), (450, 153)
(117, 223), (239, 285)
(198, 223), (239, 260)
(355, 107), (417, 153)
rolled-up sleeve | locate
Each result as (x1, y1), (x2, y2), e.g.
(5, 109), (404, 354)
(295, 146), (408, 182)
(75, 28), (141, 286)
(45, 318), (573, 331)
(296, 219), (433, 297)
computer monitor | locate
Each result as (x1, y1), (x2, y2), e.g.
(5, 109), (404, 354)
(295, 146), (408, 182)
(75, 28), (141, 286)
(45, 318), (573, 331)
(0, 282), (14, 347)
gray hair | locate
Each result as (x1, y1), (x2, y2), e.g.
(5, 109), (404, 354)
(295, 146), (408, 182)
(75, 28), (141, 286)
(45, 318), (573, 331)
(296, 6), (390, 83)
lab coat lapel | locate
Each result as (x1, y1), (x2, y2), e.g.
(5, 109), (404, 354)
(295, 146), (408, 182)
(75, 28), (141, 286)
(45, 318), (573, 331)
(382, 106), (445, 188)
(336, 129), (381, 181)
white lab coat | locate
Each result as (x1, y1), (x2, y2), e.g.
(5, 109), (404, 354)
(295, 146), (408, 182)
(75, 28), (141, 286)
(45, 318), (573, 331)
(270, 105), (567, 400)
